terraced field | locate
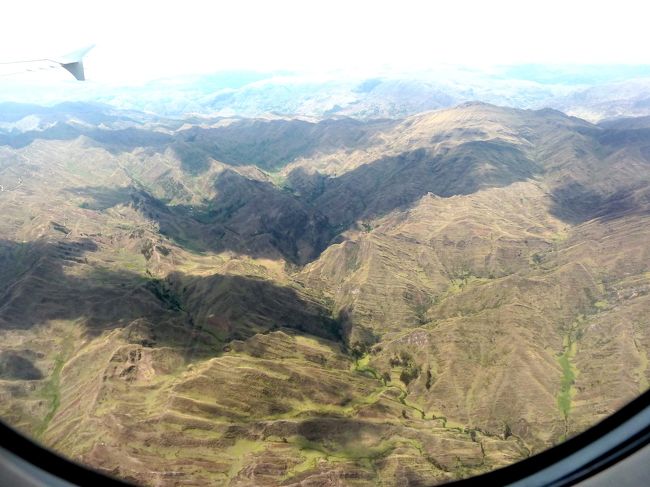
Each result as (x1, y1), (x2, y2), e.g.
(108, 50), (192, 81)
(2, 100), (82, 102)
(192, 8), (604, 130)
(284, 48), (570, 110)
(1, 102), (650, 485)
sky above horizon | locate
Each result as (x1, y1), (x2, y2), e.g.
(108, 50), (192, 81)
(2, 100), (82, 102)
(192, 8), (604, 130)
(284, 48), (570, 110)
(1, 0), (649, 84)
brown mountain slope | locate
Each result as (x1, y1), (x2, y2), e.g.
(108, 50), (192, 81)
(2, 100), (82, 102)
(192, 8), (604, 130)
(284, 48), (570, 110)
(0, 102), (649, 485)
(297, 105), (650, 453)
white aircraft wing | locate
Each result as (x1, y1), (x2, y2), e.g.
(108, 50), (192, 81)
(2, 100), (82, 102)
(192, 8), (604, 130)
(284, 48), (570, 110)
(0, 45), (94, 81)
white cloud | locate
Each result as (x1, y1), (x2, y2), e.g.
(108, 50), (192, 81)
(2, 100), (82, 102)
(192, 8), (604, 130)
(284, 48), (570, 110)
(0, 0), (649, 83)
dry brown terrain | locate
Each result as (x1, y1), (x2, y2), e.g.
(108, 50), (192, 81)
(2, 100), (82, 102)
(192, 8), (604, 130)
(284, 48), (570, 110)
(0, 102), (649, 485)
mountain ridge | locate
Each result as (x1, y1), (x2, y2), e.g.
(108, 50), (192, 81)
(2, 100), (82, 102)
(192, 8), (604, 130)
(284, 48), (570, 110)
(0, 101), (649, 485)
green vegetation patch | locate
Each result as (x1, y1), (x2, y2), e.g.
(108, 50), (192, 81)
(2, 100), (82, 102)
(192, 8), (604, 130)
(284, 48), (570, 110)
(35, 327), (76, 438)
(557, 341), (577, 419)
(388, 351), (421, 386)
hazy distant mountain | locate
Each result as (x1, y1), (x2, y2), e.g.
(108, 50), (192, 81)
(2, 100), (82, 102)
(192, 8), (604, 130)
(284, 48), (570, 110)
(3, 65), (650, 122)
(1, 100), (650, 485)
(550, 78), (650, 120)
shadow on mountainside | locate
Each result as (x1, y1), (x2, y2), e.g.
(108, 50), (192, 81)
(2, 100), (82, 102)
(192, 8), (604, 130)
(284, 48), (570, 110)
(548, 125), (650, 225)
(65, 133), (650, 266)
(0, 351), (44, 380)
(0, 124), (171, 152)
(549, 181), (642, 225)
(0, 116), (393, 175)
(67, 169), (333, 264)
(66, 140), (541, 265)
(0, 238), (342, 356)
(307, 140), (541, 228)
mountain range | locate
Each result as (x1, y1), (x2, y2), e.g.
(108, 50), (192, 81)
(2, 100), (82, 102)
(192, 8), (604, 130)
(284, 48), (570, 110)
(1, 99), (650, 486)
(3, 64), (650, 121)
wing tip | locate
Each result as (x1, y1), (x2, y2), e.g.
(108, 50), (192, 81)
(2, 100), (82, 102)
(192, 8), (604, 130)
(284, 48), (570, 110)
(61, 61), (85, 81)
